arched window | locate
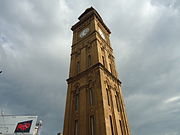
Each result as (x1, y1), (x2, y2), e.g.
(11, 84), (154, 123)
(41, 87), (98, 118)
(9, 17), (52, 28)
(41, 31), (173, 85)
(89, 88), (93, 106)
(74, 120), (78, 135)
(115, 94), (120, 112)
(106, 88), (111, 106)
(109, 115), (114, 135)
(119, 120), (124, 135)
(102, 56), (105, 66)
(90, 115), (95, 135)
(75, 94), (79, 111)
(88, 55), (92, 67)
(77, 61), (80, 73)
(109, 63), (113, 73)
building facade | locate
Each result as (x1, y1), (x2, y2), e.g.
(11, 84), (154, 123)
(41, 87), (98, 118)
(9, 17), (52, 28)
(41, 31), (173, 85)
(63, 7), (131, 135)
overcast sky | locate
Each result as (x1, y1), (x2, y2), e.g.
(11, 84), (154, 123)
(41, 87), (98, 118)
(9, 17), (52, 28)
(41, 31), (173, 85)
(0, 0), (180, 135)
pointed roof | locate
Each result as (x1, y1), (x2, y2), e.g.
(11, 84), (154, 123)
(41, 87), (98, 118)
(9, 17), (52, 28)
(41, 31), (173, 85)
(71, 7), (111, 34)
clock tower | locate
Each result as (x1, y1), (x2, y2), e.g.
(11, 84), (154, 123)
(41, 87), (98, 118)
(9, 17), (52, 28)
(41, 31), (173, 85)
(63, 7), (131, 135)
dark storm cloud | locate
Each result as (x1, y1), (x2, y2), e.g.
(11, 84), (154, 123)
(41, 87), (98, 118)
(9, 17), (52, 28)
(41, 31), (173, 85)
(106, 1), (180, 135)
(0, 0), (180, 135)
(0, 0), (72, 134)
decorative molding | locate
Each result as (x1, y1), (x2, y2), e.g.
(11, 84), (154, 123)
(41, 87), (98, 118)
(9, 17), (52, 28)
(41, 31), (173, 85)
(67, 63), (121, 85)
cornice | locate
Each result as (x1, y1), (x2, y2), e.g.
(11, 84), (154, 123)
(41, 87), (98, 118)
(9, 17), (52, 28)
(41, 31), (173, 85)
(67, 63), (121, 85)
(71, 7), (111, 34)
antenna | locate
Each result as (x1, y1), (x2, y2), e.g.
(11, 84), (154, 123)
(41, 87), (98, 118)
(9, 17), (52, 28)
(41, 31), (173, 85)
(1, 108), (5, 116)
(0, 109), (7, 133)
(33, 120), (43, 135)
(1, 111), (4, 116)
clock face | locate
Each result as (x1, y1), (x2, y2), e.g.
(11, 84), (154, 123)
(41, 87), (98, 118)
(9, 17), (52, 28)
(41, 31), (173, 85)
(79, 28), (90, 38)
(98, 29), (106, 40)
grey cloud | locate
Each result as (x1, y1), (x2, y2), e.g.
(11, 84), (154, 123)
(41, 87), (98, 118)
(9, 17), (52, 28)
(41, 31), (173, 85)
(113, 1), (180, 134)
(151, 0), (180, 9)
(0, 0), (71, 134)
